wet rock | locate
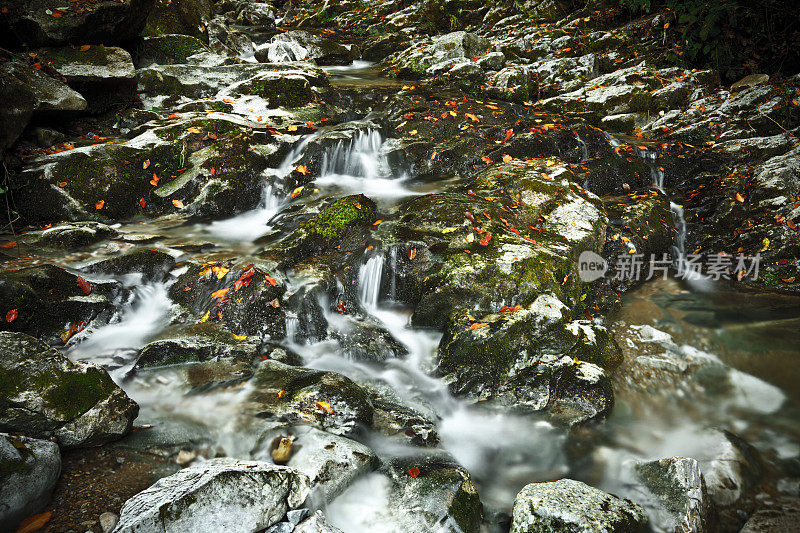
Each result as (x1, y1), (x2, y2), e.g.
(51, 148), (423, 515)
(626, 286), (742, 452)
(384, 451), (483, 533)
(143, 0), (213, 40)
(247, 360), (374, 437)
(0, 264), (117, 342)
(257, 31), (356, 66)
(220, 70), (316, 108)
(136, 34), (209, 67)
(13, 113), (273, 223)
(207, 14), (254, 56)
(136, 62), (328, 102)
(477, 51), (506, 71)
(333, 318), (408, 362)
(0, 0), (155, 47)
(602, 190), (675, 293)
(387, 31), (491, 78)
(234, 3), (276, 28)
(740, 498), (800, 532)
(0, 56), (34, 152)
(533, 53), (600, 97)
(510, 478), (648, 532)
(391, 160), (606, 329)
(0, 433), (61, 531)
(37, 45), (136, 113)
(485, 65), (536, 102)
(252, 424), (377, 504)
(0, 331), (139, 448)
(0, 52), (87, 119)
(99, 511), (119, 533)
(170, 261), (286, 339)
(437, 293), (619, 424)
(628, 457), (712, 533)
(113, 459), (311, 533)
(284, 194), (377, 263)
(83, 248), (176, 281)
(698, 429), (762, 508)
(16, 222), (118, 250)
(134, 323), (258, 370)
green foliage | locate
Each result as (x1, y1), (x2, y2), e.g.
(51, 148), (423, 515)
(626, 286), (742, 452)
(616, 0), (800, 80)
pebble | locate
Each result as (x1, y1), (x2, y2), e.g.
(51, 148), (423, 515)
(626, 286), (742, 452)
(99, 511), (119, 533)
(176, 449), (198, 466)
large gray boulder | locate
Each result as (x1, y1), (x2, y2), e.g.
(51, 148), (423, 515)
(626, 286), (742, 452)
(0, 0), (156, 47)
(0, 433), (61, 531)
(38, 45), (136, 113)
(256, 31), (356, 66)
(113, 459), (311, 533)
(0, 53), (87, 114)
(0, 331), (138, 448)
(510, 479), (648, 532)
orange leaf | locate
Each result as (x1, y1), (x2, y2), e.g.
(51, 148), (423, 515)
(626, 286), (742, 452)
(143, 159), (150, 169)
(95, 200), (105, 210)
(735, 192), (745, 202)
(502, 154), (512, 163)
(500, 305), (525, 312)
(408, 466), (421, 478)
(6, 309), (18, 322)
(408, 248), (417, 260)
(290, 186), (304, 199)
(481, 156), (492, 164)
(1, 241), (17, 248)
(269, 298), (281, 308)
(465, 113), (479, 122)
(264, 275), (278, 286)
(79, 45), (91, 51)
(172, 199), (185, 209)
(277, 389), (287, 398)
(470, 322), (488, 329)
(150, 173), (159, 186)
(76, 276), (91, 295)
(139, 197), (146, 208)
(316, 401), (334, 414)
(211, 288), (230, 298)
(295, 165), (309, 175)
(14, 511), (52, 533)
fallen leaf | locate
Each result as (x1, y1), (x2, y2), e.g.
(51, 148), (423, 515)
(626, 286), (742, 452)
(465, 113), (479, 122)
(408, 466), (421, 478)
(211, 288), (230, 298)
(150, 173), (159, 186)
(143, 159), (150, 169)
(1, 241), (18, 248)
(408, 248), (417, 260)
(735, 192), (745, 202)
(264, 275), (278, 286)
(470, 322), (488, 329)
(186, 127), (202, 134)
(290, 186), (304, 199)
(172, 199), (185, 209)
(6, 309), (18, 322)
(79, 45), (91, 51)
(316, 401), (334, 414)
(199, 310), (211, 323)
(288, 125), (298, 132)
(278, 389), (287, 398)
(95, 200), (105, 210)
(76, 276), (91, 295)
(500, 305), (525, 312)
(14, 511), (52, 533)
(139, 197), (146, 208)
(232, 333), (247, 340)
(295, 165), (309, 175)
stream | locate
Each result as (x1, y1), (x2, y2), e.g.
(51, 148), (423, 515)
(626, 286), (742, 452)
(37, 64), (800, 532)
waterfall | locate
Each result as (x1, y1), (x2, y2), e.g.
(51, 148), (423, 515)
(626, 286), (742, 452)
(358, 253), (385, 311)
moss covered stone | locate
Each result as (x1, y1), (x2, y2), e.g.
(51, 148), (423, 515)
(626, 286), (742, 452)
(304, 194), (377, 240)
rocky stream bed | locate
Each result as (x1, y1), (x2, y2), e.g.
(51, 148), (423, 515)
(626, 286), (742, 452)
(1, 1), (800, 532)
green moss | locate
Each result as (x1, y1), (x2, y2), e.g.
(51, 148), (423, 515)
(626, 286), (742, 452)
(304, 195), (377, 240)
(140, 34), (207, 64)
(38, 368), (115, 421)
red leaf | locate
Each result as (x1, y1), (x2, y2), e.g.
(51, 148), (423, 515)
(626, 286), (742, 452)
(76, 276), (91, 295)
(408, 466), (420, 478)
(503, 129), (513, 142)
(6, 309), (18, 322)
(139, 197), (146, 208)
(143, 159), (150, 169)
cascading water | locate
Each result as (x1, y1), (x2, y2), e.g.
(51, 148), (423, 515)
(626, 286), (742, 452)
(357, 253), (384, 312)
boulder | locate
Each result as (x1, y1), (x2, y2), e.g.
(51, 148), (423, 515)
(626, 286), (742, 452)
(629, 457), (713, 532)
(134, 324), (259, 370)
(0, 331), (139, 448)
(235, 3), (276, 28)
(0, 264), (118, 342)
(510, 479), (648, 532)
(252, 424), (377, 504)
(246, 360), (374, 437)
(83, 248), (176, 281)
(136, 34), (209, 67)
(13, 221), (118, 250)
(293, 511), (344, 533)
(37, 45), (136, 113)
(437, 294), (619, 423)
(740, 498), (800, 532)
(485, 65), (536, 102)
(384, 451), (483, 533)
(257, 31), (356, 66)
(0, 0), (156, 48)
(0, 433), (61, 531)
(113, 459), (311, 533)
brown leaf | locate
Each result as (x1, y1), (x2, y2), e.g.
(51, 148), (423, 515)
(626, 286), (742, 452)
(14, 511), (52, 533)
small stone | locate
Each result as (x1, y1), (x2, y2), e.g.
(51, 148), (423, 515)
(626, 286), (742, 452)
(731, 74), (769, 91)
(270, 436), (294, 465)
(99, 512), (119, 533)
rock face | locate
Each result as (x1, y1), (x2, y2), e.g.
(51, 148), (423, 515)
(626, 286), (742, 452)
(257, 31), (356, 65)
(113, 459), (311, 533)
(37, 45), (136, 113)
(0, 52), (87, 116)
(0, 331), (139, 448)
(740, 498), (800, 533)
(0, 433), (61, 530)
(510, 479), (648, 532)
(629, 457), (712, 533)
(0, 0), (156, 47)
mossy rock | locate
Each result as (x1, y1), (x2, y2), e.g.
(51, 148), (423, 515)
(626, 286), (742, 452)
(0, 331), (138, 448)
(83, 248), (176, 281)
(141, 0), (212, 40)
(247, 360), (374, 437)
(136, 34), (209, 67)
(134, 323), (258, 369)
(305, 194), (377, 240)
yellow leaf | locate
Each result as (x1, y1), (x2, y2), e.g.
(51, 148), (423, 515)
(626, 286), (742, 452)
(186, 127), (202, 134)
(758, 238), (770, 252)
(288, 125), (298, 131)
(408, 130), (417, 135)
(465, 113), (479, 122)
(278, 389), (287, 398)
(290, 186), (304, 199)
(295, 165), (309, 175)
(442, 227), (458, 234)
(466, 233), (475, 243)
(232, 333), (247, 340)
(199, 310), (211, 323)
(214, 266), (230, 279)
(316, 401), (334, 414)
